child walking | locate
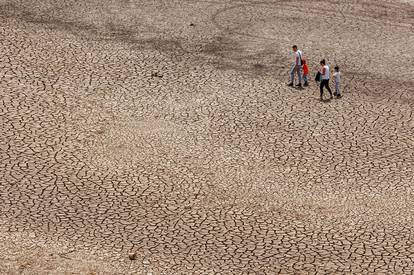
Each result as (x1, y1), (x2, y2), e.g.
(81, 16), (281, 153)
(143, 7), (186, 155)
(333, 66), (342, 98)
(302, 59), (309, 87)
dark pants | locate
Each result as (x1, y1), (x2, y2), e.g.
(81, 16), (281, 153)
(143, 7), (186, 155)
(320, 79), (332, 98)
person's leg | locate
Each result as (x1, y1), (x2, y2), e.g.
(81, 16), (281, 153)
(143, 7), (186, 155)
(335, 82), (341, 96)
(296, 65), (302, 86)
(289, 64), (295, 85)
(303, 74), (308, 86)
(325, 80), (333, 97)
(320, 80), (324, 99)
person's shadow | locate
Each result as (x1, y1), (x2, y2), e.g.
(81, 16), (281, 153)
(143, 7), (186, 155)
(316, 98), (332, 103)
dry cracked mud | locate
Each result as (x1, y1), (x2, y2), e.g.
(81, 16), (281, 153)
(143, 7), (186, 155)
(1, 0), (414, 274)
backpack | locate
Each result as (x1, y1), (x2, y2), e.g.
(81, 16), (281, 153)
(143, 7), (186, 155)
(315, 71), (321, 82)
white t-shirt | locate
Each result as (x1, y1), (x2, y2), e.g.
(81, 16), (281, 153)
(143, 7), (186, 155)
(322, 65), (330, 80)
(334, 71), (341, 83)
(294, 50), (303, 65)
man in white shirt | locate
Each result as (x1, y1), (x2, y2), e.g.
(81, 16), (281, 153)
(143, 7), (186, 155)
(288, 45), (303, 88)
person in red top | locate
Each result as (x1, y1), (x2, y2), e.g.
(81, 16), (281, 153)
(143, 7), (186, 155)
(302, 59), (309, 87)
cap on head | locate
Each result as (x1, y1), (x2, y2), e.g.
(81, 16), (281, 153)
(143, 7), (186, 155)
(320, 59), (326, 65)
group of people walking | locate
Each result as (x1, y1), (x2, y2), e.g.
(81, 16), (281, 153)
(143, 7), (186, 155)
(288, 45), (342, 100)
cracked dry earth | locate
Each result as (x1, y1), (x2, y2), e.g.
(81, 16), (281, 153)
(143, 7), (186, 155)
(0, 0), (414, 274)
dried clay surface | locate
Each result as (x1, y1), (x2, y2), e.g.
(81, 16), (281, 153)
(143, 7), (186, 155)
(0, 0), (414, 274)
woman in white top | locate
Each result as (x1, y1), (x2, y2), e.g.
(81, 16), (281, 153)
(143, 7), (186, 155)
(319, 59), (333, 100)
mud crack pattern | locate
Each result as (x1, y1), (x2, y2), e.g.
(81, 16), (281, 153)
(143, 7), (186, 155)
(1, 0), (414, 274)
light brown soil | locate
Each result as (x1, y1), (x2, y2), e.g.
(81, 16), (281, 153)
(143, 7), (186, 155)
(1, 0), (414, 274)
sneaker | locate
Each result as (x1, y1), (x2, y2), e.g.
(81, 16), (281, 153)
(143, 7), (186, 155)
(304, 82), (309, 87)
(296, 83), (302, 87)
(287, 82), (294, 87)
(330, 95), (333, 100)
(337, 94), (342, 98)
